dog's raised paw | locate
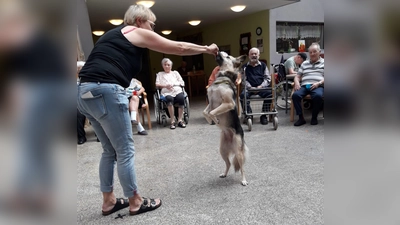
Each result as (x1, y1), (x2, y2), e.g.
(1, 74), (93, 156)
(219, 174), (227, 178)
(241, 181), (248, 186)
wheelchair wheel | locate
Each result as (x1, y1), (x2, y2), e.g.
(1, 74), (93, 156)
(162, 116), (167, 127)
(247, 118), (252, 131)
(275, 81), (293, 110)
(153, 94), (160, 124)
(273, 116), (278, 130)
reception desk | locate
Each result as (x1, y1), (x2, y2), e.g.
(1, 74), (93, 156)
(182, 70), (206, 98)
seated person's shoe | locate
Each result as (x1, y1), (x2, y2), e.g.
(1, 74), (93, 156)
(138, 130), (148, 135)
(177, 121), (186, 128)
(260, 115), (268, 125)
(78, 137), (87, 145)
(294, 119), (306, 126)
(310, 117), (318, 125)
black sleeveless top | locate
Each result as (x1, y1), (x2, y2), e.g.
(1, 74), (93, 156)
(79, 25), (145, 88)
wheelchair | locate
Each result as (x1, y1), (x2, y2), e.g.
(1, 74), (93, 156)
(153, 85), (190, 127)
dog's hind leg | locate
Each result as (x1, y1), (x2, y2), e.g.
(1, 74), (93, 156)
(236, 154), (248, 186)
(219, 153), (230, 178)
(219, 131), (231, 178)
(233, 136), (248, 186)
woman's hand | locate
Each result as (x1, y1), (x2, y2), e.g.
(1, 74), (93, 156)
(207, 44), (219, 55)
(165, 84), (173, 89)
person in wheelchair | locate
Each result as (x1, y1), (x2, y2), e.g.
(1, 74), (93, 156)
(240, 47), (271, 125)
(156, 58), (186, 129)
(126, 78), (148, 135)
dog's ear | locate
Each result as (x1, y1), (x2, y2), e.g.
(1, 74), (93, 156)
(234, 55), (247, 68)
(237, 55), (247, 63)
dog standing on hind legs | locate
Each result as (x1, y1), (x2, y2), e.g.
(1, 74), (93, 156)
(203, 51), (249, 186)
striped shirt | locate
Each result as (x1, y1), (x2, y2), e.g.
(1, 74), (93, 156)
(298, 57), (324, 86)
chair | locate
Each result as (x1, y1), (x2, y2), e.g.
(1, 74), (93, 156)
(290, 92), (324, 122)
(128, 78), (152, 129)
(140, 92), (152, 129)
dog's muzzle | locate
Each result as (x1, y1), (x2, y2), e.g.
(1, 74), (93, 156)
(216, 51), (224, 66)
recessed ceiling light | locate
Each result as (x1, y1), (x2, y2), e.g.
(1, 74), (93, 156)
(230, 5), (246, 12)
(109, 19), (124, 26)
(188, 20), (201, 26)
(92, 31), (105, 36)
(136, 1), (155, 8)
(161, 30), (172, 35)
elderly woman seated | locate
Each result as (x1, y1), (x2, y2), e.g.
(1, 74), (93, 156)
(155, 58), (186, 129)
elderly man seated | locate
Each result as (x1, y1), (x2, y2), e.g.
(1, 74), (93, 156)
(292, 43), (324, 126)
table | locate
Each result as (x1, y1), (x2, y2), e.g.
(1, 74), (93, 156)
(182, 71), (206, 98)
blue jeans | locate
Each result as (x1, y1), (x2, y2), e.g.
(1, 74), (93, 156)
(292, 86), (324, 118)
(77, 82), (137, 197)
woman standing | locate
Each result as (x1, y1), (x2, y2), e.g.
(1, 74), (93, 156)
(77, 4), (218, 216)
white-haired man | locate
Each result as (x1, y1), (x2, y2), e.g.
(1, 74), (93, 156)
(240, 47), (271, 125)
(292, 43), (324, 126)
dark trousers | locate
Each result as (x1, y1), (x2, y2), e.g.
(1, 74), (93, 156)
(240, 89), (272, 114)
(165, 92), (185, 107)
(292, 86), (324, 118)
(77, 109), (86, 140)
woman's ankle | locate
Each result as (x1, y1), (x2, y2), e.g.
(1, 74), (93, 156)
(129, 193), (143, 210)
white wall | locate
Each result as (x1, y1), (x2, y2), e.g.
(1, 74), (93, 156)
(77, 0), (93, 60)
(269, 0), (324, 65)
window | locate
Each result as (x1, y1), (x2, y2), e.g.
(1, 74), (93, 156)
(276, 22), (324, 53)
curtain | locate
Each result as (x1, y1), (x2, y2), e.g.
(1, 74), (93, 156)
(276, 25), (298, 39)
(277, 24), (322, 39)
(299, 25), (321, 38)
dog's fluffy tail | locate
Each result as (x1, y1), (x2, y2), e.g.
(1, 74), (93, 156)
(233, 143), (249, 172)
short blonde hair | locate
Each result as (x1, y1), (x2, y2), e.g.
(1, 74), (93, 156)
(124, 4), (156, 26)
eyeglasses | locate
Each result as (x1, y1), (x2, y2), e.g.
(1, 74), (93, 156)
(147, 20), (155, 30)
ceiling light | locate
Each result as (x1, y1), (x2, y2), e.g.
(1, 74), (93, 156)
(161, 30), (172, 35)
(188, 20), (201, 26)
(92, 31), (105, 36)
(136, 1), (155, 8)
(109, 19), (124, 26)
(230, 5), (246, 12)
